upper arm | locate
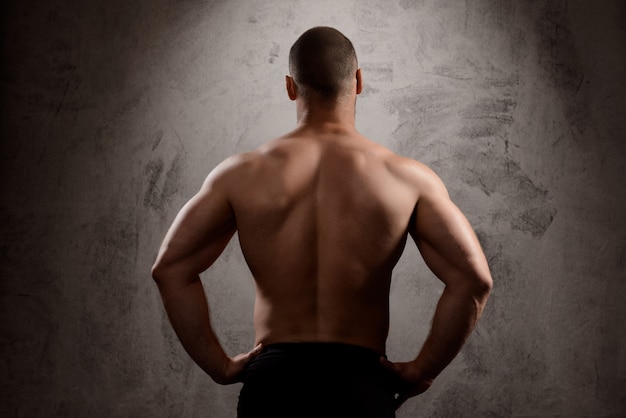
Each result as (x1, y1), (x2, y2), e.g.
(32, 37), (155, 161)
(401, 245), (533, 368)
(151, 159), (238, 290)
(409, 167), (492, 290)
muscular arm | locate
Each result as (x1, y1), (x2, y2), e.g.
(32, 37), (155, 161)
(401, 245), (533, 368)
(151, 161), (260, 384)
(384, 166), (492, 407)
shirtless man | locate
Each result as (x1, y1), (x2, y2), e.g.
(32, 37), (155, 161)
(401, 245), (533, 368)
(151, 27), (492, 417)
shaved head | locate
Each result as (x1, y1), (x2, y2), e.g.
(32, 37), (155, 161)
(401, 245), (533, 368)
(289, 27), (358, 101)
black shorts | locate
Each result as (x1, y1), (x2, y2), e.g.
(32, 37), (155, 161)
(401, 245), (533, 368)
(237, 342), (396, 418)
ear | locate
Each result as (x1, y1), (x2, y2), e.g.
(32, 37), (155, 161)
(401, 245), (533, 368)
(286, 75), (297, 101)
(356, 68), (363, 95)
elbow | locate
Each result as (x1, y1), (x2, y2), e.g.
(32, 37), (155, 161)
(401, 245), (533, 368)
(473, 271), (493, 302)
(476, 268), (493, 291)
(452, 269), (492, 301)
(151, 260), (167, 285)
(151, 261), (178, 294)
(445, 270), (492, 303)
(151, 259), (197, 291)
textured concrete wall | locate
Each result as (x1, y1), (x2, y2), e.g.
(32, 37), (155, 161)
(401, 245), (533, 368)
(2, 0), (625, 417)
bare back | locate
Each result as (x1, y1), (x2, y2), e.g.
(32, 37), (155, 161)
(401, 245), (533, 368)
(223, 129), (420, 353)
(152, 27), (491, 392)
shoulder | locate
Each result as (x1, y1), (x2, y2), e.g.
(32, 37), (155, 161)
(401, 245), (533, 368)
(202, 138), (292, 189)
(380, 151), (449, 199)
(201, 150), (264, 190)
(349, 134), (449, 198)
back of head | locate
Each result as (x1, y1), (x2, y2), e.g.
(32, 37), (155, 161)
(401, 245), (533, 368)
(289, 27), (358, 102)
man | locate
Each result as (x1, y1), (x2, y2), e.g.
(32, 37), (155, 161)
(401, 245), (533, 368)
(151, 27), (492, 417)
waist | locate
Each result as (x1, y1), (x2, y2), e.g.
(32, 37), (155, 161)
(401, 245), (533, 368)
(260, 341), (385, 359)
(257, 330), (387, 356)
(254, 307), (390, 355)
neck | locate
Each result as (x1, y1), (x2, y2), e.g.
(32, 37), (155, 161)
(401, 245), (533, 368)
(296, 96), (357, 130)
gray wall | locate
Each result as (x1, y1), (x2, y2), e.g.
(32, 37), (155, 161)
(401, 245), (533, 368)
(2, 0), (625, 417)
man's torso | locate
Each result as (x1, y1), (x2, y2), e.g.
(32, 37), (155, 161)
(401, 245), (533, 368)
(222, 127), (421, 353)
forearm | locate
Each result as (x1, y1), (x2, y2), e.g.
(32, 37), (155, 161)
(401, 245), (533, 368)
(156, 276), (228, 382)
(414, 281), (490, 382)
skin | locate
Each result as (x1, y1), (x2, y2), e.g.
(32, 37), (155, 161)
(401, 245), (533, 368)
(152, 67), (493, 409)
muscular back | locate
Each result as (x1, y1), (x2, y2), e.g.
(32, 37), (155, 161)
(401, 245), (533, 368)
(223, 129), (420, 353)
